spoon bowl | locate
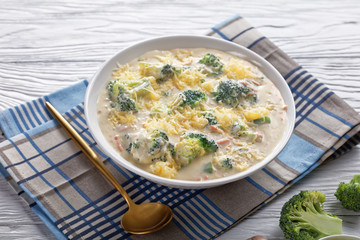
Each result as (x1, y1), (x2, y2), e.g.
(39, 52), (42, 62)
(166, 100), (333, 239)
(45, 102), (173, 234)
(121, 202), (173, 234)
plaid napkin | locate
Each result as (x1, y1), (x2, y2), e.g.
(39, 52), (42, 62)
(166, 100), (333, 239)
(1, 15), (360, 240)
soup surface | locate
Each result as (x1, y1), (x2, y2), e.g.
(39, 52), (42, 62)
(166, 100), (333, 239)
(97, 48), (288, 181)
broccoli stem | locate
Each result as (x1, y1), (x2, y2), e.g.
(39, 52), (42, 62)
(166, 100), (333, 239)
(253, 116), (271, 124)
(350, 174), (360, 184)
(290, 210), (343, 238)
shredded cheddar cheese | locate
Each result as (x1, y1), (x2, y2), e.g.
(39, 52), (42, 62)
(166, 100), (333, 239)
(150, 158), (178, 179)
(97, 48), (288, 181)
(173, 68), (206, 89)
(223, 58), (258, 79)
(214, 107), (244, 129)
(144, 106), (209, 135)
(108, 109), (137, 126)
(112, 64), (141, 82)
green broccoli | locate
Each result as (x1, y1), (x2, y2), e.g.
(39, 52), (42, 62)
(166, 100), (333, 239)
(203, 162), (214, 174)
(253, 116), (271, 124)
(230, 121), (262, 143)
(163, 91), (171, 97)
(114, 94), (137, 111)
(124, 130), (174, 163)
(175, 138), (206, 166)
(107, 80), (137, 111)
(213, 79), (256, 107)
(139, 62), (179, 83)
(108, 85), (136, 112)
(168, 142), (175, 156)
(148, 129), (169, 155)
(107, 79), (123, 101)
(335, 174), (360, 211)
(139, 62), (162, 79)
(149, 105), (171, 118)
(203, 111), (218, 125)
(148, 130), (175, 162)
(221, 158), (234, 169)
(213, 157), (234, 170)
(107, 77), (160, 111)
(199, 53), (224, 76)
(175, 132), (218, 167)
(152, 129), (169, 140)
(179, 90), (207, 108)
(231, 121), (248, 136)
(125, 138), (144, 162)
(183, 132), (218, 153)
(128, 78), (151, 97)
(279, 191), (342, 240)
(157, 64), (178, 83)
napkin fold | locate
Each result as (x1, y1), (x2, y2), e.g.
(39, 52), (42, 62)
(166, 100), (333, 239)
(1, 15), (360, 240)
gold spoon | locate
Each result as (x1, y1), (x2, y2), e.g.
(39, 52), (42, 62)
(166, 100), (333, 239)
(45, 102), (173, 234)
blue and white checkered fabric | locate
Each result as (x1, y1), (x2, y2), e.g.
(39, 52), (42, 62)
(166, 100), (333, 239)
(1, 15), (360, 240)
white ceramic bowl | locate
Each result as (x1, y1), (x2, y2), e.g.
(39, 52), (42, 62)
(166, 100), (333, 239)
(84, 35), (295, 189)
(320, 235), (360, 240)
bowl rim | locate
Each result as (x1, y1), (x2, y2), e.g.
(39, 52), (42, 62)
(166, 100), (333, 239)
(84, 35), (295, 189)
(320, 235), (360, 240)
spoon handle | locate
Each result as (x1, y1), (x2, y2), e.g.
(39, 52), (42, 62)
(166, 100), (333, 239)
(45, 102), (134, 207)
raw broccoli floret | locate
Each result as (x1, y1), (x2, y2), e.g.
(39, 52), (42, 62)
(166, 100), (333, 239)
(199, 53), (224, 76)
(179, 90), (207, 108)
(279, 191), (342, 240)
(335, 174), (360, 211)
(175, 132), (218, 167)
(213, 79), (256, 107)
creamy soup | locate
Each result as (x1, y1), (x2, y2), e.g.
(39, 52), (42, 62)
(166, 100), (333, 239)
(97, 48), (288, 181)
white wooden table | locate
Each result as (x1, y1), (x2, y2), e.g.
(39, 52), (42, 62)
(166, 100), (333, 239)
(0, 0), (359, 239)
